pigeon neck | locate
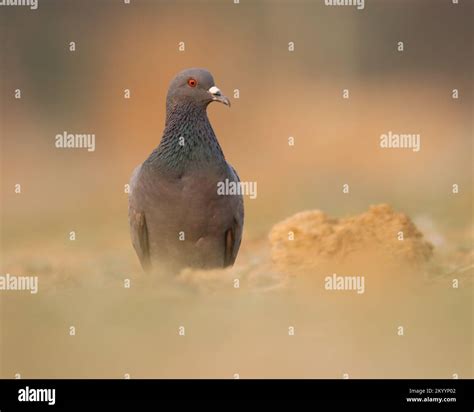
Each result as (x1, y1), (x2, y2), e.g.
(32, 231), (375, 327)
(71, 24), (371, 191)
(148, 102), (226, 175)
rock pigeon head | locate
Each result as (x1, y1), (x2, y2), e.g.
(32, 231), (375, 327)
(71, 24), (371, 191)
(166, 68), (230, 109)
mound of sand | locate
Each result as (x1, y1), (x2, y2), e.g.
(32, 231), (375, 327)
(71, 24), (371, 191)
(269, 204), (433, 275)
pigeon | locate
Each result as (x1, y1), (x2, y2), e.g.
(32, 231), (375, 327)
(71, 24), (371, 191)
(128, 68), (244, 273)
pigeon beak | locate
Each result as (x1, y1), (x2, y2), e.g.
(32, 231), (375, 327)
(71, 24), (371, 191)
(209, 86), (231, 107)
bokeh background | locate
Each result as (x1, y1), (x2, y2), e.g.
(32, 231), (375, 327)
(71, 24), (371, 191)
(0, 0), (472, 378)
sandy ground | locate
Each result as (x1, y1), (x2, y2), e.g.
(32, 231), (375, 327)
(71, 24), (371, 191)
(1, 204), (472, 378)
(1, 0), (472, 380)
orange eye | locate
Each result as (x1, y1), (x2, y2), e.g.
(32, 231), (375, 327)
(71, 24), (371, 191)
(188, 78), (197, 87)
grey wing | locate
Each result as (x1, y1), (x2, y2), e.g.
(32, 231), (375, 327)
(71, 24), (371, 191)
(128, 165), (151, 271)
(224, 164), (244, 267)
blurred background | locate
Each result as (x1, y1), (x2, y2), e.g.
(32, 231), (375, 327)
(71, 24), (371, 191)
(0, 0), (472, 378)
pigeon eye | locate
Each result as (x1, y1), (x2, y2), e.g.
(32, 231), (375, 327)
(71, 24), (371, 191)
(187, 78), (197, 87)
